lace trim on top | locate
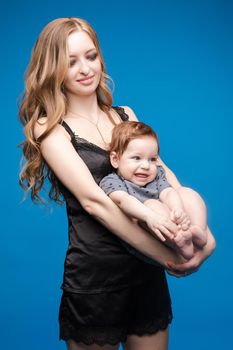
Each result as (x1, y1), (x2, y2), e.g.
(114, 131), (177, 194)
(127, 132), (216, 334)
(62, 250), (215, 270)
(73, 135), (108, 154)
(61, 106), (129, 154)
(60, 313), (172, 345)
(59, 120), (107, 154)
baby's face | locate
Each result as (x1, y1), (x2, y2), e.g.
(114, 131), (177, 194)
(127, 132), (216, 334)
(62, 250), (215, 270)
(114, 136), (159, 186)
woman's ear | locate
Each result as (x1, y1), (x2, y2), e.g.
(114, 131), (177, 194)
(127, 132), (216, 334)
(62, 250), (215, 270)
(110, 151), (119, 169)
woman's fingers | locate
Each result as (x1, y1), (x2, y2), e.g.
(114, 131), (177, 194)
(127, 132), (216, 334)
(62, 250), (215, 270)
(166, 269), (188, 278)
(167, 256), (199, 273)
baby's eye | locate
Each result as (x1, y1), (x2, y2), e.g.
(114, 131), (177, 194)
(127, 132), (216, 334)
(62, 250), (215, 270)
(150, 157), (157, 162)
(132, 156), (140, 160)
(87, 52), (98, 61)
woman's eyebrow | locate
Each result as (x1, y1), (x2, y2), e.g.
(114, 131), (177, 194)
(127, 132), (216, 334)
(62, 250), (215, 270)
(86, 48), (97, 53)
(69, 48), (97, 57)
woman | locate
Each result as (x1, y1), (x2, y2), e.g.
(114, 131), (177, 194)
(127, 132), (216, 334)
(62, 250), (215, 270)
(19, 17), (215, 350)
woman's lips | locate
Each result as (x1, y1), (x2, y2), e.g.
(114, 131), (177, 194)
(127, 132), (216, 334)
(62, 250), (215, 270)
(77, 75), (94, 85)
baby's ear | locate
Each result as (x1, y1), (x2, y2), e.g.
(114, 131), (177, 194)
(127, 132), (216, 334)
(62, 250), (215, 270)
(110, 151), (119, 169)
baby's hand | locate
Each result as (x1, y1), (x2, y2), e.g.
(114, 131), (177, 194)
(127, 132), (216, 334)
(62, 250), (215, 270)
(170, 209), (191, 231)
(145, 212), (177, 242)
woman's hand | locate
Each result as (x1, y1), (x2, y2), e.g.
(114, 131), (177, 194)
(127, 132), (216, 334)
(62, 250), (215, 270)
(166, 250), (202, 277)
(166, 227), (216, 277)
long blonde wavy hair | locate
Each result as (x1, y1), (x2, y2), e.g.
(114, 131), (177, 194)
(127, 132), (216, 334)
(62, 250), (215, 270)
(19, 17), (113, 203)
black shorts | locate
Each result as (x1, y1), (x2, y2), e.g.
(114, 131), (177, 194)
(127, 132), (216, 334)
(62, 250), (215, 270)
(59, 269), (172, 346)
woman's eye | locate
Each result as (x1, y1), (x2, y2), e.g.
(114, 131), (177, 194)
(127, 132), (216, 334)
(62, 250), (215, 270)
(69, 59), (76, 67)
(87, 53), (98, 61)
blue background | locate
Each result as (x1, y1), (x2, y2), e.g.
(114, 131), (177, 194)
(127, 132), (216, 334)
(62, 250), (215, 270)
(1, 0), (232, 349)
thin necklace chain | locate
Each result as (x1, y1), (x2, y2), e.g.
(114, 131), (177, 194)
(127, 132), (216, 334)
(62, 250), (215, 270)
(68, 110), (108, 146)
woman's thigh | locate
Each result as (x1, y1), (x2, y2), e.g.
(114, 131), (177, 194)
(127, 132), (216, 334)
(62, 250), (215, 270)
(122, 328), (169, 350)
(66, 340), (120, 350)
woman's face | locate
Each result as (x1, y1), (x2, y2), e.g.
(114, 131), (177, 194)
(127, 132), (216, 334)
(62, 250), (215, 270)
(64, 31), (102, 97)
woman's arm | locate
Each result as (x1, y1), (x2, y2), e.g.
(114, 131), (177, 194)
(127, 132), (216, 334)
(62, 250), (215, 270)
(157, 157), (182, 189)
(35, 122), (181, 267)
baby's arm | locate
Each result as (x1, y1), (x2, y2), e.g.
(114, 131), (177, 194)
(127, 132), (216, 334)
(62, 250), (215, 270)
(109, 190), (176, 241)
(159, 187), (191, 230)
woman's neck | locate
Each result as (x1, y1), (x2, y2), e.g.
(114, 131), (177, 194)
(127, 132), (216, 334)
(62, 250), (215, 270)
(67, 92), (100, 120)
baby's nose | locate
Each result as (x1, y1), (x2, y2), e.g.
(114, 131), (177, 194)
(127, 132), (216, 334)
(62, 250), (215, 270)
(140, 159), (150, 168)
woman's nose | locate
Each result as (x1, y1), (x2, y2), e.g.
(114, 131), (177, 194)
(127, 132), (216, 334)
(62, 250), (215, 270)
(79, 60), (91, 75)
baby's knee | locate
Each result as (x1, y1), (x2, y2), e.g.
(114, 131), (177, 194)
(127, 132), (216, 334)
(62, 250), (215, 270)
(176, 186), (201, 200)
(177, 186), (206, 211)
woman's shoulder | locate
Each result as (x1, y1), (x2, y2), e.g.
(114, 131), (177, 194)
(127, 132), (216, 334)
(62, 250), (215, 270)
(118, 106), (139, 121)
(34, 117), (69, 141)
(34, 117), (48, 139)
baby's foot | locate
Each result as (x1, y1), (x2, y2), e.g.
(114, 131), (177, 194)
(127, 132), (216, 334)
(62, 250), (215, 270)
(173, 230), (194, 260)
(171, 209), (191, 231)
(190, 225), (207, 248)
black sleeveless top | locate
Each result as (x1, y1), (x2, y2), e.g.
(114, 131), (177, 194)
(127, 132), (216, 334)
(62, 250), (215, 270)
(59, 106), (161, 294)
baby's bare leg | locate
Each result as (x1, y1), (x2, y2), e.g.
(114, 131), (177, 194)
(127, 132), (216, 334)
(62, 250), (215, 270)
(144, 199), (194, 259)
(176, 187), (207, 247)
(144, 198), (170, 217)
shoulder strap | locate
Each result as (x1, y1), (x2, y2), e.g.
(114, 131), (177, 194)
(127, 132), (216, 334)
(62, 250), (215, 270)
(112, 106), (129, 121)
(60, 120), (76, 138)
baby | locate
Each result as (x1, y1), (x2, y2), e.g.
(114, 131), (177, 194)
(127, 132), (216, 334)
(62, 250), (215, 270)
(100, 121), (207, 261)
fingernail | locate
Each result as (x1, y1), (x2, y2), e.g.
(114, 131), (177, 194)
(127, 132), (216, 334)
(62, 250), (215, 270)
(167, 262), (174, 269)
